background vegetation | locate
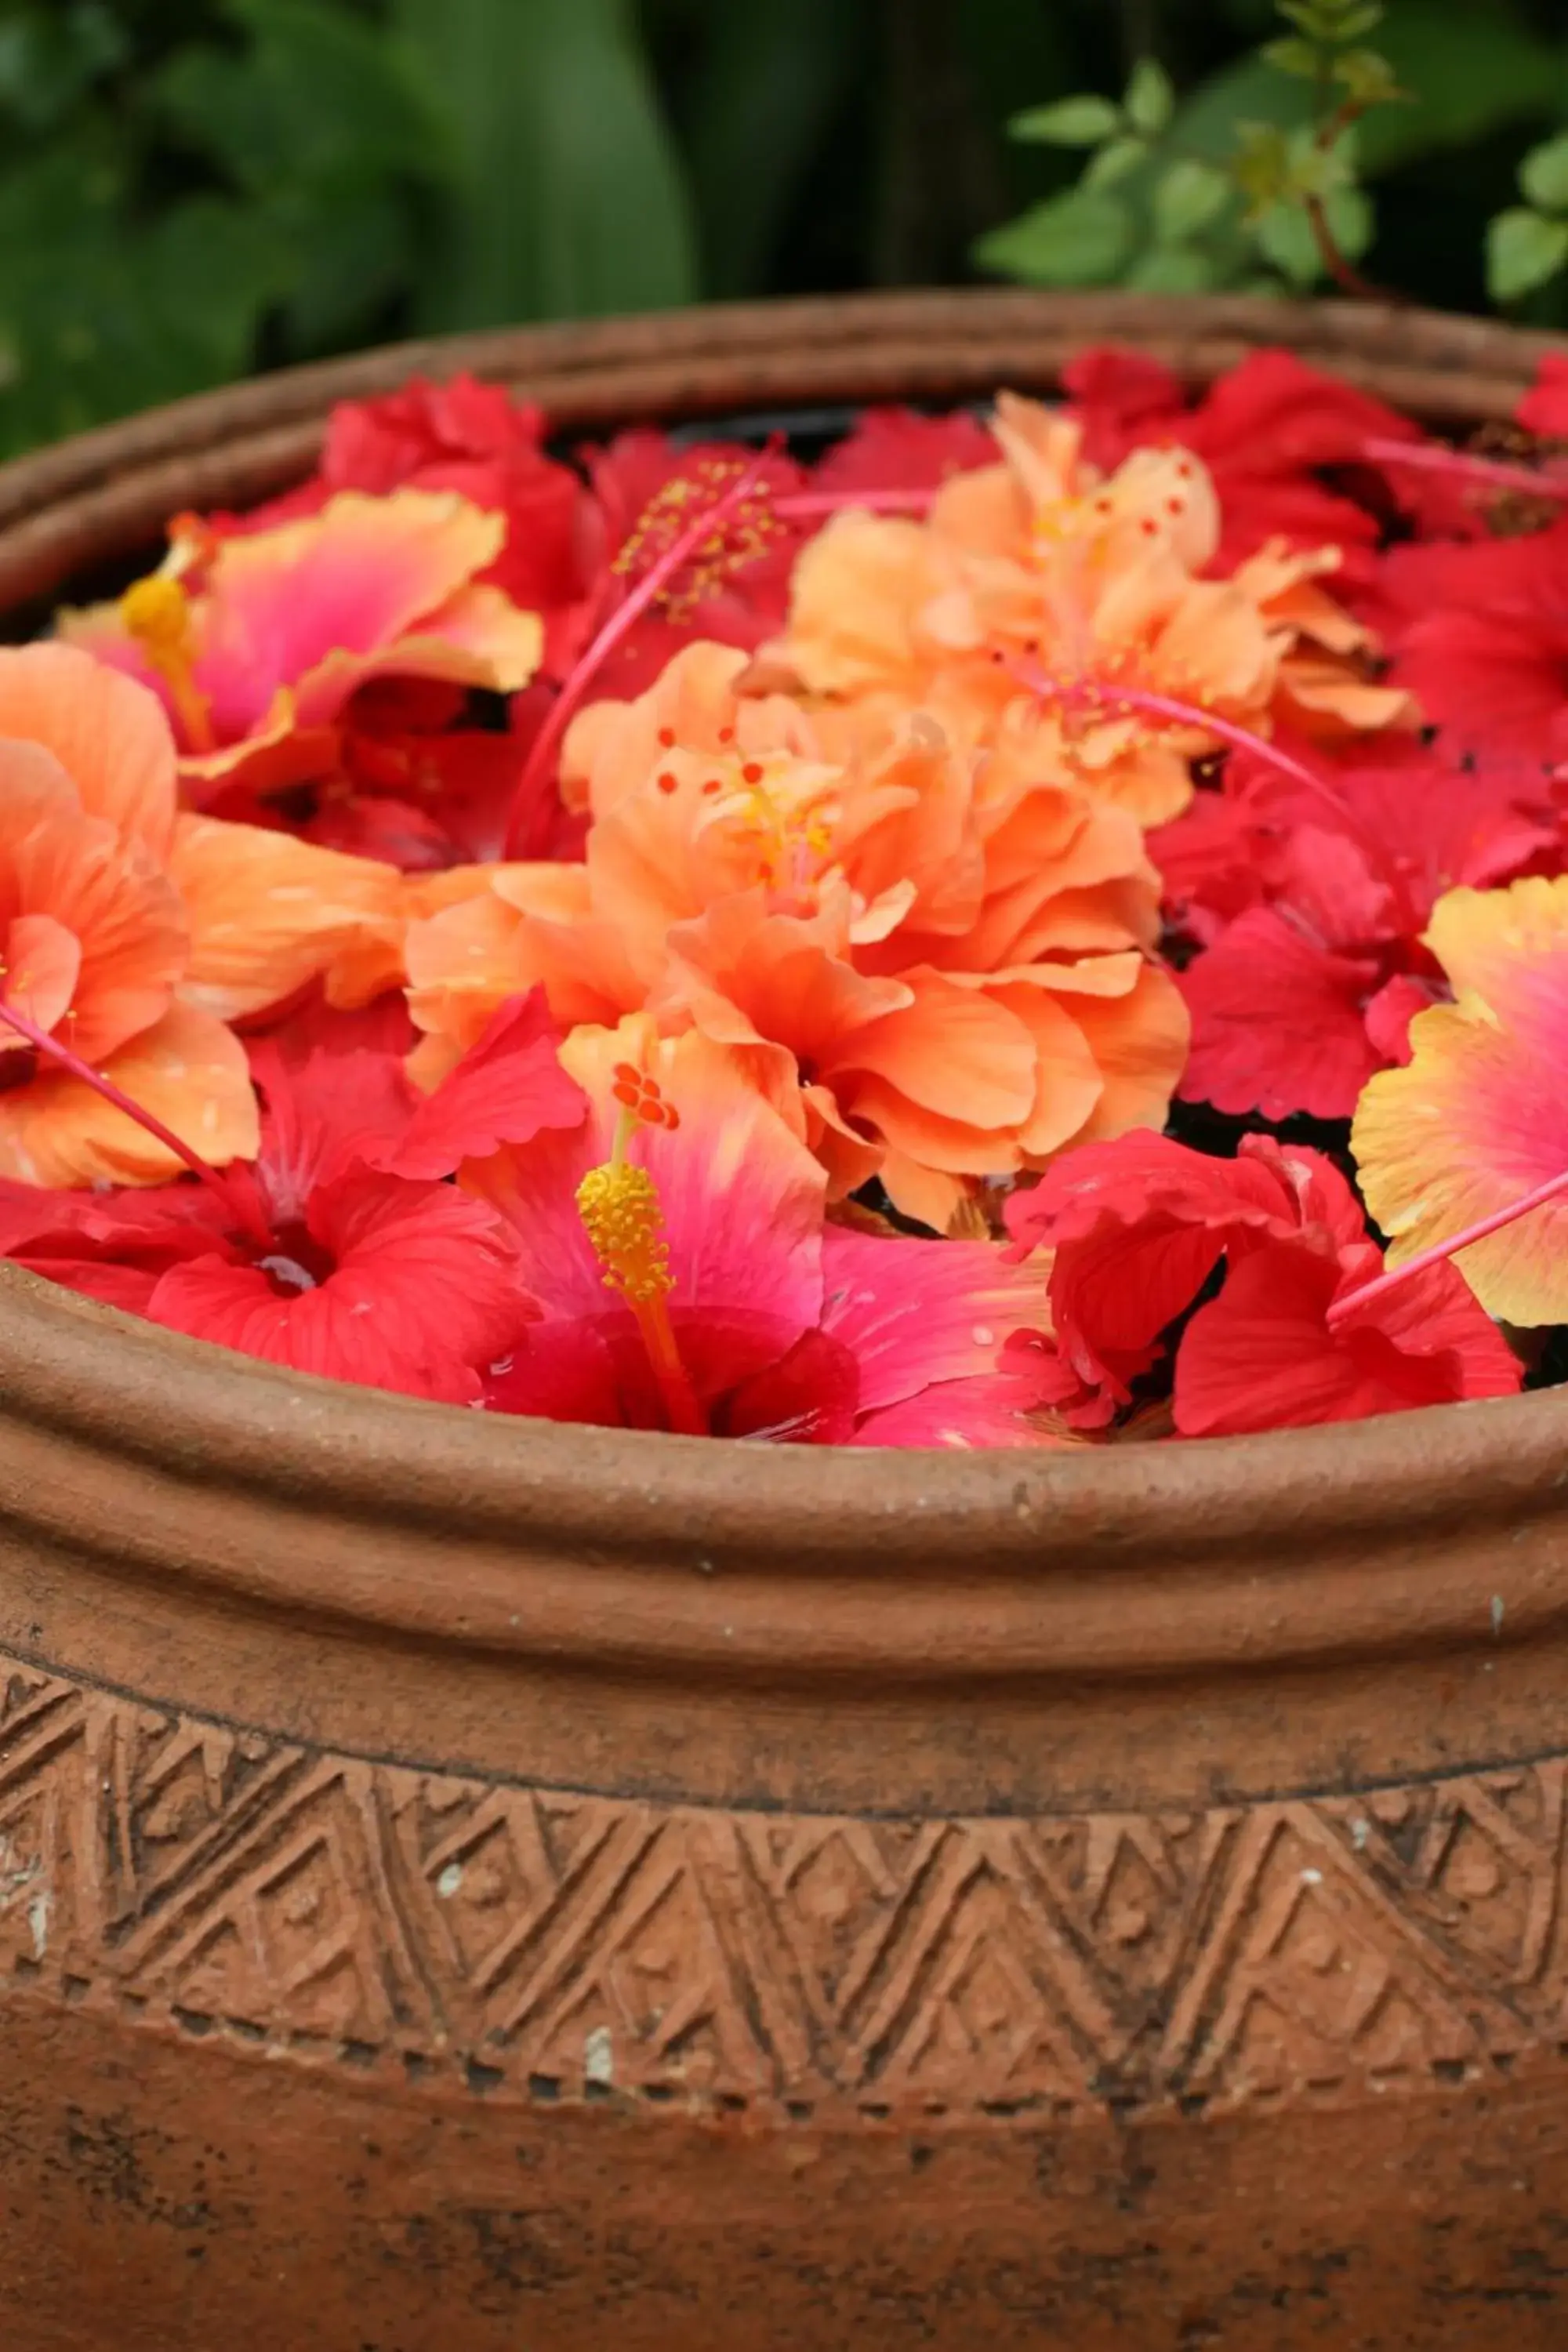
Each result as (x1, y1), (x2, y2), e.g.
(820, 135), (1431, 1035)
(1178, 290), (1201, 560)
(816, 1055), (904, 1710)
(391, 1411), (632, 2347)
(0, 0), (1563, 459)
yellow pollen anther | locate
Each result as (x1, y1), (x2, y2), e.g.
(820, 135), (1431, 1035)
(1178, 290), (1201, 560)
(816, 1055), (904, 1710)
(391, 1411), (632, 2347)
(120, 573), (193, 656)
(576, 1161), (673, 1304)
(118, 572), (216, 753)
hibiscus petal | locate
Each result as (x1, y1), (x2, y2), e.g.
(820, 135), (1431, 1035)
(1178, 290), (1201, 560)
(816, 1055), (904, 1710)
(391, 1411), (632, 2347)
(171, 813), (401, 1022)
(0, 1003), (257, 1189)
(0, 645), (177, 858)
(850, 1374), (1055, 1449)
(148, 1170), (528, 1400)
(819, 1227), (1040, 1411)
(393, 989), (586, 1180)
(1181, 906), (1383, 1121)
(1174, 1240), (1519, 1437)
(1354, 895), (1568, 1327)
(720, 1327), (860, 1444)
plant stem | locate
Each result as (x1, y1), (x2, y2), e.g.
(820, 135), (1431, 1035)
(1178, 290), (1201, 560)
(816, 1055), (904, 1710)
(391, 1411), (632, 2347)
(1303, 193), (1393, 304)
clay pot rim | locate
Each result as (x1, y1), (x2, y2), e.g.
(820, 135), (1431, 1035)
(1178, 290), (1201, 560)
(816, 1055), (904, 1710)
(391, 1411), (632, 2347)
(5, 1254), (1563, 1554)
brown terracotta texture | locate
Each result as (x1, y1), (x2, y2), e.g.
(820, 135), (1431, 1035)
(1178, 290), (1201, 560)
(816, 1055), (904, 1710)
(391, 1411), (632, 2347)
(4, 292), (1568, 2350)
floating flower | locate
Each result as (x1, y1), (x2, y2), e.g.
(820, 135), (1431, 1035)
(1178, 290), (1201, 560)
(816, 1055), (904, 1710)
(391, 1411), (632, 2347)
(770, 391), (1408, 828)
(1062, 343), (1474, 572)
(1518, 358), (1568, 442)
(468, 1016), (1052, 1445)
(58, 489), (544, 812)
(405, 641), (1189, 1229)
(1004, 1130), (1519, 1436)
(212, 373), (592, 632)
(1353, 873), (1568, 1325)
(1163, 747), (1554, 1121)
(1379, 521), (1568, 764)
(0, 644), (396, 1187)
(2, 992), (583, 1398)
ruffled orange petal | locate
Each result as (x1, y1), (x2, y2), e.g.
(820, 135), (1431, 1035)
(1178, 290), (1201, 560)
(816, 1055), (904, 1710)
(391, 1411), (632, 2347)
(330, 860), (504, 1013)
(1018, 953), (1191, 1155)
(0, 913), (81, 1047)
(0, 645), (177, 859)
(12, 790), (186, 1062)
(169, 814), (401, 1024)
(774, 510), (949, 700)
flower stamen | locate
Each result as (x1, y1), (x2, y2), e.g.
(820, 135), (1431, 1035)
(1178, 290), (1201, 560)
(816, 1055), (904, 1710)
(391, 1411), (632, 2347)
(118, 573), (217, 754)
(575, 1064), (702, 1434)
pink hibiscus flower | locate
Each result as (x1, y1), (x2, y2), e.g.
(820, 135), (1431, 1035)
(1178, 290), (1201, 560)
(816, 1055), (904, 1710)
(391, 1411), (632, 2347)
(470, 1016), (1054, 1446)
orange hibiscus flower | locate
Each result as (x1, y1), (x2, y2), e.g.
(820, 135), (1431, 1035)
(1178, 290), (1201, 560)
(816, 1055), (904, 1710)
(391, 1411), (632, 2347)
(0, 645), (398, 1186)
(768, 392), (1410, 826)
(57, 490), (543, 811)
(406, 642), (1188, 1228)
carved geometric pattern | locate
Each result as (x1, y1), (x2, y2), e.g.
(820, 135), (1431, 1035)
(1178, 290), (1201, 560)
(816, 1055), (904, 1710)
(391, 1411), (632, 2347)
(3, 1649), (1566, 2119)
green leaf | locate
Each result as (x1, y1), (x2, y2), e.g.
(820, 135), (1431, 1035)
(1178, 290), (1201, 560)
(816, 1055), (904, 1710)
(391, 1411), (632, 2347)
(1126, 243), (1220, 294)
(1008, 94), (1122, 147)
(974, 187), (1135, 288)
(1124, 57), (1174, 136)
(1331, 47), (1403, 104)
(1233, 120), (1294, 212)
(1276, 1), (1335, 34)
(1352, 4), (1563, 176)
(0, 145), (286, 457)
(1152, 158), (1232, 244)
(1327, 3), (1385, 38)
(1488, 206), (1568, 303)
(393, 0), (696, 326)
(0, 3), (125, 133)
(1083, 136), (1149, 191)
(158, 0), (437, 194)
(1521, 133), (1568, 220)
(154, 0), (439, 356)
(1260, 38), (1320, 78)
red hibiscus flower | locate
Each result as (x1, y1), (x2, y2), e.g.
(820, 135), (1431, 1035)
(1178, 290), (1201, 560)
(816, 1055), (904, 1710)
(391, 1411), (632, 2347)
(1518, 357), (1568, 441)
(1002, 1131), (1519, 1436)
(3, 993), (585, 1402)
(1157, 745), (1555, 1121)
(1380, 519), (1568, 764)
(811, 405), (996, 500)
(1062, 343), (1469, 587)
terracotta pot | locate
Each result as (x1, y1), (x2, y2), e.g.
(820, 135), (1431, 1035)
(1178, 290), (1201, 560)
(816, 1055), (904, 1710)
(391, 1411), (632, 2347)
(3, 291), (1568, 2352)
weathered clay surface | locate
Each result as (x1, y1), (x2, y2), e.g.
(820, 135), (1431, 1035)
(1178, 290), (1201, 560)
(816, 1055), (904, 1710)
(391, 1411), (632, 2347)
(2, 295), (1568, 2346)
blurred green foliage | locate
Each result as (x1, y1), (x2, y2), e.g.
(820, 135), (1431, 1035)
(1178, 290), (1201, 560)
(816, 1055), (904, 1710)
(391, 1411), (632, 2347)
(980, 0), (1568, 310)
(0, 0), (1563, 460)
